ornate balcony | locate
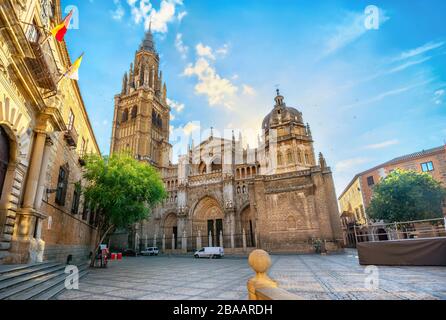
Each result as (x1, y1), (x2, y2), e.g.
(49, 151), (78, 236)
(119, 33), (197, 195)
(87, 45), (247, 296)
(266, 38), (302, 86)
(64, 125), (78, 147)
(24, 25), (60, 92)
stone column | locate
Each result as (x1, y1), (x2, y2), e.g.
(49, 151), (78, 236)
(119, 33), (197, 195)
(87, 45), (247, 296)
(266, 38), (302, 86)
(171, 234), (175, 252)
(162, 233), (166, 253)
(34, 137), (53, 210)
(208, 231), (212, 247)
(196, 230), (202, 250)
(219, 230), (224, 248)
(230, 229), (235, 249)
(153, 233), (157, 248)
(182, 230), (187, 253)
(23, 131), (47, 209)
(242, 228), (247, 252)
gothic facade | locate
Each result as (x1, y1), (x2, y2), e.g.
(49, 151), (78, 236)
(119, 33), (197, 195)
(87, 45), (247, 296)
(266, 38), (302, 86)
(110, 30), (342, 253)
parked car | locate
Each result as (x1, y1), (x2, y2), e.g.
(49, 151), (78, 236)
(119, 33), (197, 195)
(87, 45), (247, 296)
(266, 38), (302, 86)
(122, 249), (138, 257)
(194, 247), (224, 258)
(140, 247), (159, 256)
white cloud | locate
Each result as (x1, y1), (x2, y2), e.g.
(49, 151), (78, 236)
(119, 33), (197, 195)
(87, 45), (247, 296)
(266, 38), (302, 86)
(177, 11), (187, 22)
(364, 139), (399, 150)
(183, 57), (238, 109)
(175, 33), (188, 59)
(167, 98), (185, 113)
(323, 9), (389, 57)
(242, 84), (256, 96)
(335, 157), (372, 173)
(394, 41), (445, 62)
(215, 44), (229, 57)
(112, 0), (125, 21)
(183, 122), (200, 135)
(196, 43), (215, 60)
(343, 79), (434, 110)
(126, 0), (183, 33)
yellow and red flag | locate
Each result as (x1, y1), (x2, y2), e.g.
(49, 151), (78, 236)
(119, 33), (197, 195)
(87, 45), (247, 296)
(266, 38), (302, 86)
(51, 10), (73, 42)
(64, 53), (84, 81)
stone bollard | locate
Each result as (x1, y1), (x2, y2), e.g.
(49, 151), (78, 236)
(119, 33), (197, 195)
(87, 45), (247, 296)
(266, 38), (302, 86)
(247, 250), (278, 300)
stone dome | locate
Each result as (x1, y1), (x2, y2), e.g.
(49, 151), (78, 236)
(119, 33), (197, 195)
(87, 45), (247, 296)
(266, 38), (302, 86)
(262, 90), (303, 130)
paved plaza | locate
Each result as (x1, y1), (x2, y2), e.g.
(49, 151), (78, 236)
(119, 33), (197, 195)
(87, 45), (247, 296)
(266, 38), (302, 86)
(57, 251), (446, 300)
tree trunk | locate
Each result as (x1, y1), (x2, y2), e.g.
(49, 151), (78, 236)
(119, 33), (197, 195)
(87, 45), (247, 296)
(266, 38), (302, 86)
(90, 224), (115, 267)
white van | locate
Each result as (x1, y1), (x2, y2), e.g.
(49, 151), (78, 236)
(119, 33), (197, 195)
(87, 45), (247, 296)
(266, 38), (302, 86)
(194, 247), (224, 259)
(140, 247), (159, 256)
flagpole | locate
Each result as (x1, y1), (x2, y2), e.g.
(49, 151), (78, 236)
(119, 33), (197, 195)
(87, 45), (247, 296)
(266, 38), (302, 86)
(57, 52), (85, 85)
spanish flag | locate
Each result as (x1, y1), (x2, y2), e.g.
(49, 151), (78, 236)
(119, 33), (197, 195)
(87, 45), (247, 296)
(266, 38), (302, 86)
(51, 10), (73, 42)
(64, 53), (84, 81)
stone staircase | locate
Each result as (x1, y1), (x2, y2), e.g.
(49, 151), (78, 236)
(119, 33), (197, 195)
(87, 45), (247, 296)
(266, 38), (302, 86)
(0, 262), (89, 300)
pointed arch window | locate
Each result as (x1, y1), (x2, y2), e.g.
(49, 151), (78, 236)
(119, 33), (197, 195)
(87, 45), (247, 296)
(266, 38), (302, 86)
(122, 109), (129, 122)
(131, 106), (138, 119)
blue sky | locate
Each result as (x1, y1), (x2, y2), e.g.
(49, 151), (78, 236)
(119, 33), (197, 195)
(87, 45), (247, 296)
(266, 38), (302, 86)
(62, 0), (446, 196)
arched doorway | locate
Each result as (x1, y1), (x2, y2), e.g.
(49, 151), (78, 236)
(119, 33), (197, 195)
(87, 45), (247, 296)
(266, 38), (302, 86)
(240, 206), (256, 247)
(0, 126), (10, 199)
(192, 196), (224, 247)
(163, 213), (178, 249)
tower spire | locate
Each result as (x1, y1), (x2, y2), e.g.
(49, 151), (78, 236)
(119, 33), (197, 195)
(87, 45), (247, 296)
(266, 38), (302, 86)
(139, 22), (156, 53)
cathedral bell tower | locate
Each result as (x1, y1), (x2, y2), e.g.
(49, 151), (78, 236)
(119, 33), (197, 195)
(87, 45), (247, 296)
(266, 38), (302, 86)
(110, 26), (171, 169)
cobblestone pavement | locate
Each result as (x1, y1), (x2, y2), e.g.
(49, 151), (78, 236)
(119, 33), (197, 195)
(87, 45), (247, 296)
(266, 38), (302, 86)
(57, 251), (446, 300)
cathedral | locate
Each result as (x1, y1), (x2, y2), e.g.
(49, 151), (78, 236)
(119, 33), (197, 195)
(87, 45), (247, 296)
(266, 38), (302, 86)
(110, 29), (342, 253)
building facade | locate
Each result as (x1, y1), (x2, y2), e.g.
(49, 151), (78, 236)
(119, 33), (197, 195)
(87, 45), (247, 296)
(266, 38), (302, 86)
(110, 31), (343, 253)
(0, 0), (100, 264)
(338, 146), (446, 246)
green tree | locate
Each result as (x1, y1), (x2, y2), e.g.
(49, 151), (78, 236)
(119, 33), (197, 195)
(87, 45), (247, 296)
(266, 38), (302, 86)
(368, 169), (446, 223)
(83, 153), (166, 266)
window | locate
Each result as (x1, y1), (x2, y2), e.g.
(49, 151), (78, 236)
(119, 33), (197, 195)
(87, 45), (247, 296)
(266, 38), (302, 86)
(71, 184), (81, 215)
(55, 165), (69, 206)
(67, 109), (75, 130)
(131, 106), (138, 119)
(26, 20), (40, 43)
(367, 176), (375, 186)
(122, 109), (129, 122)
(421, 161), (434, 172)
(82, 202), (90, 221)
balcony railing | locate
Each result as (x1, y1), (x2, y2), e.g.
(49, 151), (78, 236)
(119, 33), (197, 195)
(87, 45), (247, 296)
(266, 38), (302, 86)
(64, 125), (78, 147)
(78, 151), (87, 166)
(24, 25), (60, 92)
